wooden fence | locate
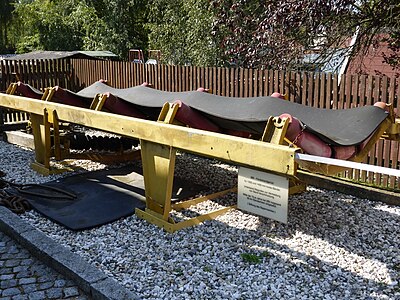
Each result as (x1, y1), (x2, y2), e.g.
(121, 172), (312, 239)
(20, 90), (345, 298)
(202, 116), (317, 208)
(1, 58), (400, 190)
(0, 59), (73, 92)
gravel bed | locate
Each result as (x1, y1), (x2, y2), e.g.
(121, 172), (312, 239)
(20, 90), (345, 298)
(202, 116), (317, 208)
(0, 139), (399, 299)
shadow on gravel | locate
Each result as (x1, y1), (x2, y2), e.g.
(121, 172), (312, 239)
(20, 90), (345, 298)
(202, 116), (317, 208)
(171, 155), (399, 298)
(206, 187), (400, 298)
(3, 147), (399, 299)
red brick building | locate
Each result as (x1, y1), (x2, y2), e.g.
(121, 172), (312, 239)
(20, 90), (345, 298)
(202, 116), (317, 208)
(345, 37), (399, 77)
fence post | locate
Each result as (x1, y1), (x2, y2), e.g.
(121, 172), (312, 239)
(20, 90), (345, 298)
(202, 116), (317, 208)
(0, 60), (4, 92)
(0, 107), (4, 133)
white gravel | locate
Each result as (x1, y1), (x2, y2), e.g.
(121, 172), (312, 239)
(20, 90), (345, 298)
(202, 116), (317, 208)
(0, 139), (399, 300)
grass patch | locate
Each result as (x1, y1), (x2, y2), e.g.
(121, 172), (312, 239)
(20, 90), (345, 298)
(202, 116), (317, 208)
(241, 253), (262, 264)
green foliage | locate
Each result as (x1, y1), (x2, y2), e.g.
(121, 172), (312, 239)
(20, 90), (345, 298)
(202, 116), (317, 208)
(0, 0), (16, 52)
(10, 0), (149, 59)
(147, 0), (221, 66)
(240, 253), (262, 264)
(83, 0), (149, 59)
(13, 0), (97, 53)
(4, 0), (400, 72)
(240, 250), (273, 264)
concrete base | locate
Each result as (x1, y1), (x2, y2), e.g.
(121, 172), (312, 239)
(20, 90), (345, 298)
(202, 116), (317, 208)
(298, 171), (400, 206)
(2, 130), (34, 149)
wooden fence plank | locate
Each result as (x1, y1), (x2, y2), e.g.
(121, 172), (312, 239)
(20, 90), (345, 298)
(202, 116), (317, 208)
(375, 140), (384, 185)
(373, 75), (381, 103)
(382, 140), (391, 187)
(314, 72), (320, 107)
(258, 69), (264, 96)
(320, 73), (326, 108)
(388, 76), (396, 106)
(381, 76), (388, 104)
(268, 69), (274, 96)
(308, 72), (314, 107)
(221, 67), (226, 96)
(243, 68), (249, 97)
(274, 70), (279, 94)
(390, 141), (399, 188)
(248, 69), (253, 97)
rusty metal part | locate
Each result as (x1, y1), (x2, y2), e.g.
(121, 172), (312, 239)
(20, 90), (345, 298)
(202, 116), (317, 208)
(0, 195), (31, 214)
(67, 133), (138, 151)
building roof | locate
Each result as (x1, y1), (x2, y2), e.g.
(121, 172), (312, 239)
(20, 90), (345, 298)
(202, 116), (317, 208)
(303, 49), (348, 73)
(4, 50), (118, 61)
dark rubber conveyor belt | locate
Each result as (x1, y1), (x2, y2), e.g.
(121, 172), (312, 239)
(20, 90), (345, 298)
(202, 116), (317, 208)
(6, 165), (207, 231)
(77, 81), (388, 146)
(13, 82), (44, 99)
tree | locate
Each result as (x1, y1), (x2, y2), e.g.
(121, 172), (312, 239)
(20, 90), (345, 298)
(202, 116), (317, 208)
(147, 0), (222, 66)
(356, 1), (400, 74)
(0, 0), (15, 52)
(12, 0), (103, 53)
(210, 0), (400, 72)
(11, 0), (149, 59)
(83, 0), (149, 59)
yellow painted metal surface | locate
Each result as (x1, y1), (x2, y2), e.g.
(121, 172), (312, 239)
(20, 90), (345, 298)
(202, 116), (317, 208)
(140, 140), (176, 220)
(5, 83), (17, 95)
(261, 116), (290, 145)
(0, 93), (298, 176)
(172, 187), (237, 211)
(136, 206), (234, 233)
(90, 94), (107, 111)
(0, 93), (300, 231)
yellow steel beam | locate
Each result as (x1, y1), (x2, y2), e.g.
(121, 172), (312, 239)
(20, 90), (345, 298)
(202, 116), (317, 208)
(0, 93), (298, 176)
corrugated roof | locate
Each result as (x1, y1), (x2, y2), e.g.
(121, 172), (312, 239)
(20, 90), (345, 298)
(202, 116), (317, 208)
(4, 50), (117, 60)
(79, 51), (118, 58)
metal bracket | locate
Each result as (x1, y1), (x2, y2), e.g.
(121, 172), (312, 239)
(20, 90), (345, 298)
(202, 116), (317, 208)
(261, 116), (306, 193)
(158, 102), (182, 125)
(261, 116), (290, 144)
(5, 83), (17, 95)
(90, 94), (108, 111)
(42, 87), (56, 101)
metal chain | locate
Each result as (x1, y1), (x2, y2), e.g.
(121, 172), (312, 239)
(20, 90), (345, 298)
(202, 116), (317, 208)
(290, 124), (307, 148)
(0, 194), (31, 214)
(0, 170), (75, 214)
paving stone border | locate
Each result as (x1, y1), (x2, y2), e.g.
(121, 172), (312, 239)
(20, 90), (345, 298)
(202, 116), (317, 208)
(0, 206), (139, 300)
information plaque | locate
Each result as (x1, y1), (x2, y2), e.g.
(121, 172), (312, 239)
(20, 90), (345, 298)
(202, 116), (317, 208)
(237, 167), (289, 223)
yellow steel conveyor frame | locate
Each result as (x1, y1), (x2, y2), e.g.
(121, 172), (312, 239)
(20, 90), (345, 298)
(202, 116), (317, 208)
(0, 92), (395, 231)
(0, 93), (303, 232)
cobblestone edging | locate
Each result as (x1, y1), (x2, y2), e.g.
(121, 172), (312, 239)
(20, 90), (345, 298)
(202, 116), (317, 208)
(1, 230), (88, 300)
(0, 207), (139, 300)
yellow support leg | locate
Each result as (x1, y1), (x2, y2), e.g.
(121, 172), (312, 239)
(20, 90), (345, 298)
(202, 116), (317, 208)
(30, 108), (71, 175)
(30, 110), (51, 175)
(139, 139), (177, 220)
